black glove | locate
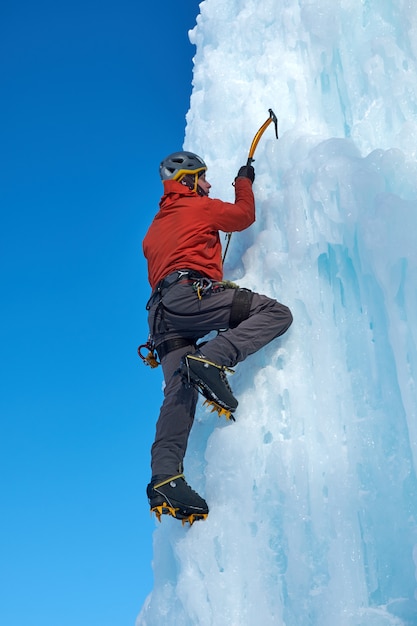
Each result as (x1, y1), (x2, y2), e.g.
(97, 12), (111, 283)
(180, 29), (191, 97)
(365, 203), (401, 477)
(237, 164), (255, 183)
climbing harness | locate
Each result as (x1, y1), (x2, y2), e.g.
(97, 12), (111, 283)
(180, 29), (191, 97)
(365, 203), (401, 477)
(222, 108), (279, 265)
(139, 269), (205, 369)
(138, 275), (254, 369)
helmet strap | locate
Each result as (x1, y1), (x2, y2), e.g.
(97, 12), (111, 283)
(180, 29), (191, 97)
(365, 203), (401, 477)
(179, 174), (208, 197)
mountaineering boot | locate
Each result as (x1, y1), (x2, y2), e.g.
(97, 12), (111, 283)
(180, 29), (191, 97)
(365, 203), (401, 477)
(180, 352), (238, 414)
(146, 474), (209, 525)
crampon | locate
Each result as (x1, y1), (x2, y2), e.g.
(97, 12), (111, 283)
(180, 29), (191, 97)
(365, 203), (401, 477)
(150, 503), (208, 526)
(181, 353), (238, 418)
(203, 398), (235, 421)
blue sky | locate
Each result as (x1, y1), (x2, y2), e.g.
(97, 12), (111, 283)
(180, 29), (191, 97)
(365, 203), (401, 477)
(0, 1), (202, 624)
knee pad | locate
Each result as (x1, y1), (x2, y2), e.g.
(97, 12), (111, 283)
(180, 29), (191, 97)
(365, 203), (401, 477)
(229, 288), (254, 328)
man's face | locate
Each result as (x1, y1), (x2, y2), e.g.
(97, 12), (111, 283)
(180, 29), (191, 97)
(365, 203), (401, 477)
(197, 172), (211, 196)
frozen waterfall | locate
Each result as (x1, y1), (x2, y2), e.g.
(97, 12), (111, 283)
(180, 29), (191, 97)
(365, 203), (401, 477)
(137, 1), (417, 624)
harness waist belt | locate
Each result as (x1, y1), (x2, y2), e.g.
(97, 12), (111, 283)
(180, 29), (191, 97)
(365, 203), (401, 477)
(146, 269), (206, 310)
(155, 269), (193, 292)
(156, 337), (197, 360)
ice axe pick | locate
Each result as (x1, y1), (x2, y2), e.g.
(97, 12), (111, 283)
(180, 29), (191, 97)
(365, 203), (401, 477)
(222, 108), (278, 264)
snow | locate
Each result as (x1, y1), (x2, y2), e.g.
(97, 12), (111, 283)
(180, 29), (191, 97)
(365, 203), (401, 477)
(137, 0), (417, 624)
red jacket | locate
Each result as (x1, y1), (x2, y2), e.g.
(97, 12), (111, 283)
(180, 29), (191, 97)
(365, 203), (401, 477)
(143, 177), (255, 290)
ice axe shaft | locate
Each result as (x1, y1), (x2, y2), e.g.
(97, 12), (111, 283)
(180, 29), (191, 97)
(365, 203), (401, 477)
(247, 108), (278, 165)
(222, 109), (278, 265)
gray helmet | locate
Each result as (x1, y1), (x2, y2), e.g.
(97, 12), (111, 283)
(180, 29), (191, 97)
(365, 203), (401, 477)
(159, 151), (207, 181)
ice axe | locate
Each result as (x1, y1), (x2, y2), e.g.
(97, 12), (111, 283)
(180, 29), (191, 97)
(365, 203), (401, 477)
(247, 108), (278, 166)
(222, 108), (278, 264)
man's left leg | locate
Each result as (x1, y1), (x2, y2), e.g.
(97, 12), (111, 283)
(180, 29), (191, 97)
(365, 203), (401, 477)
(151, 344), (198, 477)
(147, 344), (209, 522)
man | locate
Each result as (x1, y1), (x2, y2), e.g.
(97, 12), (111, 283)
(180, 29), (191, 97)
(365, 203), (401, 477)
(143, 151), (293, 524)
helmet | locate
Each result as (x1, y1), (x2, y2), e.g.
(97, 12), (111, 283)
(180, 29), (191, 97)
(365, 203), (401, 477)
(159, 151), (207, 182)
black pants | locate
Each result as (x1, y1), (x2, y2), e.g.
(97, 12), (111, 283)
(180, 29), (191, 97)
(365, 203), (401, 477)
(147, 280), (293, 476)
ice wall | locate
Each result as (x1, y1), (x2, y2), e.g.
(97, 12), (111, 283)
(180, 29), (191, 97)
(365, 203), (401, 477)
(137, 1), (417, 624)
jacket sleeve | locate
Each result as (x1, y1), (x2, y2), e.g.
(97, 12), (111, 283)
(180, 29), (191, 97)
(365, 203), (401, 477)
(204, 177), (255, 232)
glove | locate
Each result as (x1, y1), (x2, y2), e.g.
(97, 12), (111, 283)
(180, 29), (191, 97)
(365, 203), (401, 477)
(237, 164), (255, 183)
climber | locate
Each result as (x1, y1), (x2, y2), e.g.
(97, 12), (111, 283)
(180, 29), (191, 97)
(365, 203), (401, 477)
(142, 150), (293, 524)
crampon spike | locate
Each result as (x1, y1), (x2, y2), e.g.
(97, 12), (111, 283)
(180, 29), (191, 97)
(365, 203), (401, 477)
(203, 399), (235, 421)
(151, 504), (178, 522)
(182, 513), (208, 526)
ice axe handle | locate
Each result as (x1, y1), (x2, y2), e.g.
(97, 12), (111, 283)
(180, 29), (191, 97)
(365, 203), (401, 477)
(223, 109), (278, 266)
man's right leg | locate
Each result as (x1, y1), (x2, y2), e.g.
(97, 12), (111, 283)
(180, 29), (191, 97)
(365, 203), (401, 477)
(178, 292), (293, 414)
(195, 292), (293, 367)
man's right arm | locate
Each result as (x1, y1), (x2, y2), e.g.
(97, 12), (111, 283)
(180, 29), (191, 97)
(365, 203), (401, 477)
(207, 173), (256, 233)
